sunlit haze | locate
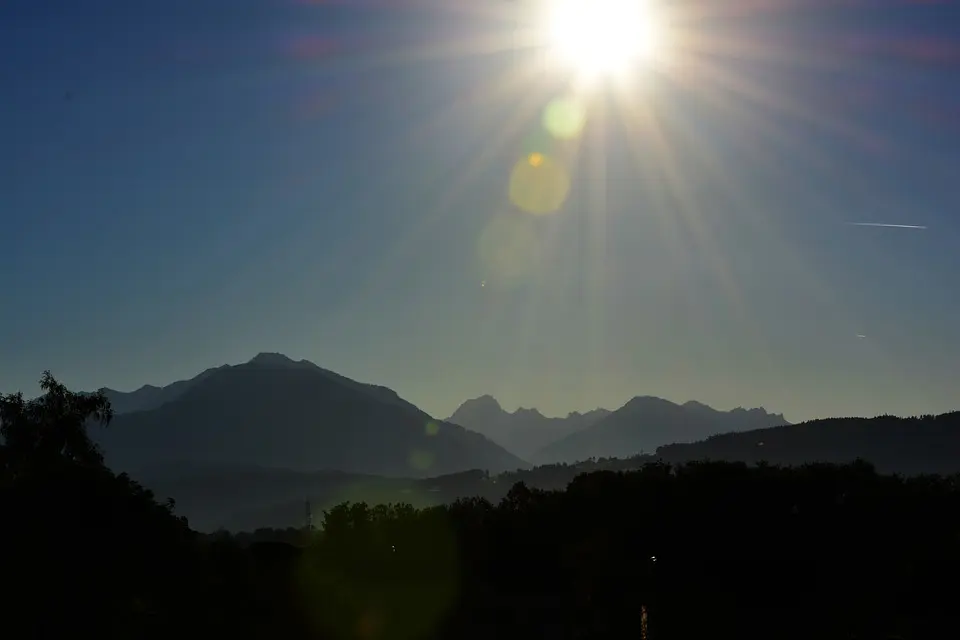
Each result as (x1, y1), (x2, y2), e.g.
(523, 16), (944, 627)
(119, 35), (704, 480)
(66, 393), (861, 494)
(2, 0), (959, 424)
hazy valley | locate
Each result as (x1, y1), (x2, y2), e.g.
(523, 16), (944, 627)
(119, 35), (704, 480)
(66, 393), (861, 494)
(74, 352), (960, 532)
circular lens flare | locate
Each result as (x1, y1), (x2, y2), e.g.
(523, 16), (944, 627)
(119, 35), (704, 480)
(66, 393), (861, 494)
(543, 97), (587, 139)
(508, 153), (570, 215)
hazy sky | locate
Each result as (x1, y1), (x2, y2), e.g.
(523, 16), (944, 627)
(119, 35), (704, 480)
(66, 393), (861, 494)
(3, 0), (959, 423)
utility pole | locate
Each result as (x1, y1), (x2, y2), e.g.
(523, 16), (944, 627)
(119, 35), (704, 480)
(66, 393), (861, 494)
(304, 499), (314, 534)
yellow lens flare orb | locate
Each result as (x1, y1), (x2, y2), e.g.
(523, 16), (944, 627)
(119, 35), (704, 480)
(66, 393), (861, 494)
(508, 152), (571, 215)
(545, 0), (665, 82)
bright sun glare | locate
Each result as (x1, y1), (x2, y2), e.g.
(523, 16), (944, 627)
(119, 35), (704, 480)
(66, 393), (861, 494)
(546, 0), (664, 81)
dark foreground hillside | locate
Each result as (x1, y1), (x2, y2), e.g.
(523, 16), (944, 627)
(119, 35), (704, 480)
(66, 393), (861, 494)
(4, 375), (960, 639)
(657, 412), (960, 475)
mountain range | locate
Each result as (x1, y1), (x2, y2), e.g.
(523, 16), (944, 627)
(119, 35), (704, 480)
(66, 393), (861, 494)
(445, 395), (611, 459)
(69, 352), (959, 532)
(445, 394), (786, 463)
(532, 396), (787, 463)
(95, 353), (788, 474)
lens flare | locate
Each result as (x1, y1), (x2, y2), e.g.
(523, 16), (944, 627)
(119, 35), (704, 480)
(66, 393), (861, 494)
(508, 153), (571, 214)
(543, 97), (588, 139)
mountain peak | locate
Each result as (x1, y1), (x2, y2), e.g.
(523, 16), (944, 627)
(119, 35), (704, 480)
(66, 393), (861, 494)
(513, 407), (544, 418)
(462, 394), (503, 412)
(98, 360), (526, 480)
(248, 352), (296, 366)
(447, 395), (505, 425)
(623, 395), (676, 411)
(729, 406), (786, 421)
(683, 401), (785, 423)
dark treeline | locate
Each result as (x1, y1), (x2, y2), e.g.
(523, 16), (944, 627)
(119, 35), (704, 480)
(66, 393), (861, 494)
(3, 374), (960, 639)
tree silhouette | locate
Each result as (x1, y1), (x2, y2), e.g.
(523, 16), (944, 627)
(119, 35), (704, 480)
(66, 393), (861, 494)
(1, 373), (202, 640)
(1, 371), (112, 475)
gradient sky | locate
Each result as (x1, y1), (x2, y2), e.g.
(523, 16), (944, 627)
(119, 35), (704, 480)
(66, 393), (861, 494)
(2, 0), (959, 423)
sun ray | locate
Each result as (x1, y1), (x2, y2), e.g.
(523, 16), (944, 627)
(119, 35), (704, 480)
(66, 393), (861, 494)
(584, 95), (611, 378)
(611, 78), (801, 380)
(631, 78), (893, 379)
(685, 55), (879, 150)
(662, 61), (842, 194)
(683, 31), (858, 75)
(293, 0), (908, 385)
(354, 64), (555, 304)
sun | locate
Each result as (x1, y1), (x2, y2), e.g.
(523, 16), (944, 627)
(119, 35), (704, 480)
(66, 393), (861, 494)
(545, 0), (666, 81)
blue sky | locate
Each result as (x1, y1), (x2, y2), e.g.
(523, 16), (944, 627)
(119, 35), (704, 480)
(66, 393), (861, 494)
(2, 0), (959, 422)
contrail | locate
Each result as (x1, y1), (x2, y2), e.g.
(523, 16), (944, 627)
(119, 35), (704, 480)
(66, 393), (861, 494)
(848, 222), (927, 230)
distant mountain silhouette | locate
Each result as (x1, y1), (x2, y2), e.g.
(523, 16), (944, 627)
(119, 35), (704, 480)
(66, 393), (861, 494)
(98, 352), (421, 415)
(656, 411), (960, 476)
(95, 353), (526, 478)
(533, 396), (788, 464)
(446, 394), (610, 458)
(98, 364), (230, 414)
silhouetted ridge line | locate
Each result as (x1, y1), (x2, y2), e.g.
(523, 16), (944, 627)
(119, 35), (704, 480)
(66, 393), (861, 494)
(656, 411), (960, 475)
(90, 354), (527, 478)
(447, 395), (610, 459)
(533, 395), (787, 463)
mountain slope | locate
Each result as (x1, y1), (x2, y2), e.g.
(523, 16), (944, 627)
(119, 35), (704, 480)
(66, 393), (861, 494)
(97, 352), (420, 416)
(533, 396), (787, 464)
(96, 354), (526, 477)
(655, 412), (960, 476)
(446, 394), (610, 458)
(98, 364), (229, 414)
